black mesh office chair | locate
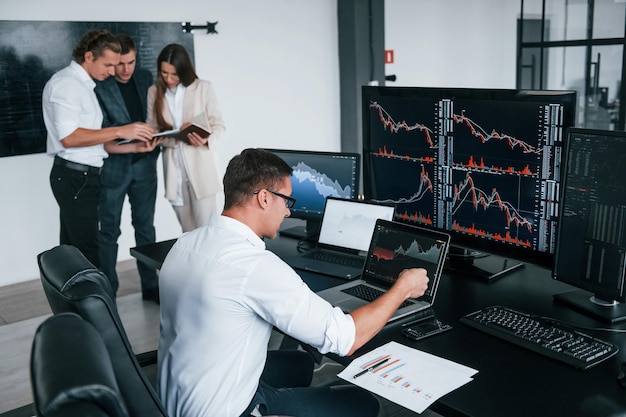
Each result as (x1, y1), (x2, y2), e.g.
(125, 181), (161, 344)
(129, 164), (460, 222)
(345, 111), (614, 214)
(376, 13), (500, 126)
(30, 312), (129, 417)
(37, 245), (167, 417)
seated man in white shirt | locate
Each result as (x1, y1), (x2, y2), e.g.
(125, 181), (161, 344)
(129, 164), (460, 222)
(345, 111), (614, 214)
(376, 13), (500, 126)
(157, 148), (430, 417)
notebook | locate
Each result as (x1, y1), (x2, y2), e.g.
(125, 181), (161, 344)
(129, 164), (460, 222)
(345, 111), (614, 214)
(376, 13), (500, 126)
(316, 219), (451, 322)
(285, 197), (395, 280)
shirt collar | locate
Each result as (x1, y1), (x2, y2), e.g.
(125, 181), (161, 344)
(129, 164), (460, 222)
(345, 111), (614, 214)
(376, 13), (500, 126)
(69, 60), (96, 90)
(212, 215), (266, 250)
(166, 83), (186, 98)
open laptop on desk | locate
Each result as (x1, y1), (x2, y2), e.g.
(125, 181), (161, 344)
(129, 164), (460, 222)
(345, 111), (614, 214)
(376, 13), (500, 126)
(317, 219), (451, 322)
(285, 197), (395, 280)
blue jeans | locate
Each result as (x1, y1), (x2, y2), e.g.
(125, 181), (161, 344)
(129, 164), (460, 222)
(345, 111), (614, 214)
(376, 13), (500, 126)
(98, 151), (159, 294)
(240, 350), (380, 417)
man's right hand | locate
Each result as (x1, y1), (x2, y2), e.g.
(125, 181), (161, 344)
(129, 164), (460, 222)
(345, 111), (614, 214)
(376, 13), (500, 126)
(394, 268), (430, 300)
(117, 122), (155, 142)
(348, 268), (430, 355)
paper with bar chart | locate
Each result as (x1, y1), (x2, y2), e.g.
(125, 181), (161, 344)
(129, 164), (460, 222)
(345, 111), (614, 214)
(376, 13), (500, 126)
(338, 341), (478, 414)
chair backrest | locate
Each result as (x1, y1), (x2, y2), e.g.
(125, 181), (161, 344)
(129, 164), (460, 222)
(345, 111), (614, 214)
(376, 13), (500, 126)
(37, 245), (167, 417)
(30, 312), (129, 417)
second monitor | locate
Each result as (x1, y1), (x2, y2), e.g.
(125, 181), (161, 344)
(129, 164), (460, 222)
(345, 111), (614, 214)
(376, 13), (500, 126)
(553, 128), (626, 322)
(267, 148), (360, 240)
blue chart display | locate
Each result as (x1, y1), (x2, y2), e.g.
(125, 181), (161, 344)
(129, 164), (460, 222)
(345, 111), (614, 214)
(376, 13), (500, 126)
(290, 160), (353, 213)
(268, 149), (360, 220)
(362, 87), (576, 267)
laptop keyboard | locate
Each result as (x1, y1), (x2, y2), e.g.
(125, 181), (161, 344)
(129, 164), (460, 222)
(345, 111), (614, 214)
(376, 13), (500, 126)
(341, 284), (414, 308)
(304, 250), (363, 268)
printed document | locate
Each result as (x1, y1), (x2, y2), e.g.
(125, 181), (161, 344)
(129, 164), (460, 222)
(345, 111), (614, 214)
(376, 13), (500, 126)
(338, 341), (478, 414)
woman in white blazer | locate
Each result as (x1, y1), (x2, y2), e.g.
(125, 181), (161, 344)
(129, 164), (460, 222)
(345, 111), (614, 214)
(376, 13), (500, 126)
(147, 44), (226, 232)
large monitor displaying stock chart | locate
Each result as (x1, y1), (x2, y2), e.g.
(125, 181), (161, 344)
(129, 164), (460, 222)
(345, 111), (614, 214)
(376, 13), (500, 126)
(362, 86), (577, 278)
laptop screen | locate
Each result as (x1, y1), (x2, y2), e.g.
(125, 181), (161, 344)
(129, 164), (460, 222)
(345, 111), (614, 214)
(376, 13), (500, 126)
(317, 198), (395, 252)
(363, 219), (451, 298)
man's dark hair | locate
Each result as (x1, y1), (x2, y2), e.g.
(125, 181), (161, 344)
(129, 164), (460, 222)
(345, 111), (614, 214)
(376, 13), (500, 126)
(223, 148), (293, 209)
(72, 29), (121, 64)
(115, 33), (136, 55)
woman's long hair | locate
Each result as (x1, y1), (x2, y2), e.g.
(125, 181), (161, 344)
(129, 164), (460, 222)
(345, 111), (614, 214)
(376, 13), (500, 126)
(153, 44), (198, 131)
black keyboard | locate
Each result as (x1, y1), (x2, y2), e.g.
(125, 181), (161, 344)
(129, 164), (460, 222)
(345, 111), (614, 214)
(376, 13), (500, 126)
(341, 284), (413, 308)
(460, 305), (619, 370)
(303, 250), (363, 268)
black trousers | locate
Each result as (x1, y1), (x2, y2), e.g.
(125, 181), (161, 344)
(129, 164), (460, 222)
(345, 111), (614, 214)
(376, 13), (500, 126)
(240, 350), (380, 417)
(50, 162), (101, 267)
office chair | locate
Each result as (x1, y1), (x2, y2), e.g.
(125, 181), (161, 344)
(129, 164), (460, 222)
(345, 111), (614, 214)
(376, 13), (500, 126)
(37, 244), (167, 417)
(30, 312), (129, 417)
(37, 245), (294, 417)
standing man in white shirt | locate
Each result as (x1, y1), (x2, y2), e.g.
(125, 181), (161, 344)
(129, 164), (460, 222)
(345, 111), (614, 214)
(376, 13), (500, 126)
(157, 148), (430, 417)
(43, 29), (155, 268)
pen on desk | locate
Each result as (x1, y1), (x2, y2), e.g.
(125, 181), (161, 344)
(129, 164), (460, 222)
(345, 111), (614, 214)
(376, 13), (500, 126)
(353, 358), (390, 379)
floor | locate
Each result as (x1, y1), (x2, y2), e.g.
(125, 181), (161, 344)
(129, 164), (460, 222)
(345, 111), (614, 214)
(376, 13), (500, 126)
(0, 260), (442, 417)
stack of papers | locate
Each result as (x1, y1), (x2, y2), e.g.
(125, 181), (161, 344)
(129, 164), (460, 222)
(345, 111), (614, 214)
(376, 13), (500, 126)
(338, 341), (478, 414)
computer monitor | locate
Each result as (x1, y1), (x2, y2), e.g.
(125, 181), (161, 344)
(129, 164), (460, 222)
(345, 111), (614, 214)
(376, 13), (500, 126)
(553, 128), (626, 322)
(266, 149), (360, 240)
(362, 86), (577, 280)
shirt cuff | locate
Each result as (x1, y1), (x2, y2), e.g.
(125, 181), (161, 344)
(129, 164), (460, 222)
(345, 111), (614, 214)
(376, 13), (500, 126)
(318, 307), (356, 356)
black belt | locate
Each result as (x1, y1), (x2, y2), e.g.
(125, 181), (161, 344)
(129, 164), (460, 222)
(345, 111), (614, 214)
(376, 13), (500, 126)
(54, 156), (102, 175)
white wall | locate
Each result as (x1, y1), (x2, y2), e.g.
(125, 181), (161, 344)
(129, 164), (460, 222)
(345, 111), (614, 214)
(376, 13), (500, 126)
(0, 0), (340, 286)
(384, 0), (519, 89)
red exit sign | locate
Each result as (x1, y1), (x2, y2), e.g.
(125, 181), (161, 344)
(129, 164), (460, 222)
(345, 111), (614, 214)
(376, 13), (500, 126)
(385, 50), (394, 64)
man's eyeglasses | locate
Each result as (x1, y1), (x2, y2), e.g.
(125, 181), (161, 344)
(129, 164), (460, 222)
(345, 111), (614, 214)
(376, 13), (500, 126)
(253, 189), (297, 209)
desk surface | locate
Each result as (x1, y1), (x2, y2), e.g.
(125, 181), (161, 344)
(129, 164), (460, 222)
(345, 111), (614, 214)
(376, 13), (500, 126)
(131, 221), (626, 417)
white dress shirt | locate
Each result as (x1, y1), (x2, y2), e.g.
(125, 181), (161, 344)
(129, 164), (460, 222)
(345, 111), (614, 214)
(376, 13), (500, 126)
(165, 84), (187, 206)
(157, 215), (356, 417)
(42, 60), (107, 167)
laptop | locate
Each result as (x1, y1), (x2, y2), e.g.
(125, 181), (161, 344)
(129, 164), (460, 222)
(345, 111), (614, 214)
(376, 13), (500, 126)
(316, 219), (451, 322)
(285, 197), (395, 280)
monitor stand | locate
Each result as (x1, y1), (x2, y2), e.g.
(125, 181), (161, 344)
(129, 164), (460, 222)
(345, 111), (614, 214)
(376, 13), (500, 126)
(553, 290), (626, 323)
(444, 247), (524, 282)
(279, 218), (321, 241)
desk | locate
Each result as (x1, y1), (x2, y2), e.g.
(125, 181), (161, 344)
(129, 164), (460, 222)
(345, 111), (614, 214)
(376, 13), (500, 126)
(130, 238), (177, 271)
(130, 223), (626, 417)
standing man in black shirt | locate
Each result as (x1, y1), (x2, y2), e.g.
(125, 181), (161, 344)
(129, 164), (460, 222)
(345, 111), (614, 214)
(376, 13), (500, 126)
(95, 33), (162, 302)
